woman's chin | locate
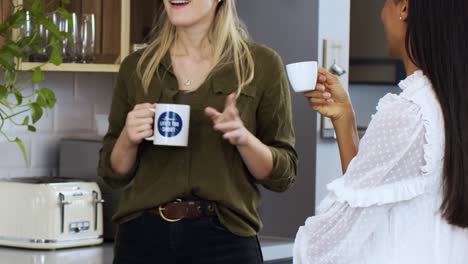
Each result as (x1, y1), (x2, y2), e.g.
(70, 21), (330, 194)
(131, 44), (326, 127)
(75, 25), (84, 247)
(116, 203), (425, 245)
(169, 18), (198, 28)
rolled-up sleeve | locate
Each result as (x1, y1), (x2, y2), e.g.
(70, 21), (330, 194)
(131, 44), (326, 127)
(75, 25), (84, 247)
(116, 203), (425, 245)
(98, 60), (138, 189)
(256, 51), (298, 192)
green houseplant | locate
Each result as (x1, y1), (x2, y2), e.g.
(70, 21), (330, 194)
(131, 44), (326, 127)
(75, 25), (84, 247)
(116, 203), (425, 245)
(0, 0), (73, 165)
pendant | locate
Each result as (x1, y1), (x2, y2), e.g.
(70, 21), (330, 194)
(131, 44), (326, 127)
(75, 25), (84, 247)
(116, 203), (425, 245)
(184, 79), (191, 87)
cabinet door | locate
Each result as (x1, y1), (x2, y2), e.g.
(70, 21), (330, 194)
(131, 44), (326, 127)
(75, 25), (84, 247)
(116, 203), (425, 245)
(62, 0), (121, 64)
(102, 0), (121, 59)
(0, 0), (3, 24)
(131, 0), (161, 45)
(1, 0), (12, 48)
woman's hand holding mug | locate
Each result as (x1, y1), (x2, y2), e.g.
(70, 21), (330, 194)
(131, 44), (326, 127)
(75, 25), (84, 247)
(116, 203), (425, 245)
(123, 103), (156, 145)
(304, 68), (354, 122)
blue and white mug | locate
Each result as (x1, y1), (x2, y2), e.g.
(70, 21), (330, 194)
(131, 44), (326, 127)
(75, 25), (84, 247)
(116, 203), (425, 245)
(145, 104), (190, 147)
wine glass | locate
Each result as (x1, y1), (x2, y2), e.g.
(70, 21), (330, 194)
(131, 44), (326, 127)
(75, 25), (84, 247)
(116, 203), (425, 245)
(21, 11), (33, 62)
(62, 13), (78, 63)
(78, 14), (96, 63)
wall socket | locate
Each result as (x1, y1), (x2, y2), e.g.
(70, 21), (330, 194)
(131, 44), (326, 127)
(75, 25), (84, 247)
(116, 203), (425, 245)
(321, 39), (347, 139)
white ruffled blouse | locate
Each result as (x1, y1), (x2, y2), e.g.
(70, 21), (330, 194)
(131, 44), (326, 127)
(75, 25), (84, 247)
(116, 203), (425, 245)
(294, 71), (468, 264)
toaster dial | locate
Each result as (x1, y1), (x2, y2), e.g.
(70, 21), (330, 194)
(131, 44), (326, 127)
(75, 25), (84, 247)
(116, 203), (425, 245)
(69, 221), (91, 233)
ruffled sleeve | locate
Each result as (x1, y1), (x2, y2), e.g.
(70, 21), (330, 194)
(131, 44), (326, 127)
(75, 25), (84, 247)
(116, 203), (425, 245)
(293, 71), (445, 264)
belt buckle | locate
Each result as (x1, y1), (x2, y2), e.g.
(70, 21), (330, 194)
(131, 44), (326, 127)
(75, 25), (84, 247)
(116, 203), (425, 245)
(159, 198), (183, 223)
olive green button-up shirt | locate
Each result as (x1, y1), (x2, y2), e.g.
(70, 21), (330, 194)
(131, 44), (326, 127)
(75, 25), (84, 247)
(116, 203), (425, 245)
(98, 43), (298, 237)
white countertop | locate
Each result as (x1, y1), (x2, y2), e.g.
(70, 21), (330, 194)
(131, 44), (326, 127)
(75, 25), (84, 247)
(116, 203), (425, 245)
(0, 237), (293, 264)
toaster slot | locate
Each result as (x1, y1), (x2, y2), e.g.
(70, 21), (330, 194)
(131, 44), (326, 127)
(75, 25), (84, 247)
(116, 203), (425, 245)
(93, 191), (105, 231)
(59, 193), (72, 233)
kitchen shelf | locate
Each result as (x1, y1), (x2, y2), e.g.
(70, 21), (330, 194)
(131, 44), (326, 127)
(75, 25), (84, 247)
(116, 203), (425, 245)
(12, 0), (131, 73)
(19, 62), (120, 73)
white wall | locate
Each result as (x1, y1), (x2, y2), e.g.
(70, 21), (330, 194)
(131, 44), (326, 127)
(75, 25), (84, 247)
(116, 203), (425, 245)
(0, 73), (115, 178)
(315, 0), (351, 208)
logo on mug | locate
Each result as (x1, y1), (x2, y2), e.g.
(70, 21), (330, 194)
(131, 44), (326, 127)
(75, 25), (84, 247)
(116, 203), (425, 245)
(157, 112), (183, 138)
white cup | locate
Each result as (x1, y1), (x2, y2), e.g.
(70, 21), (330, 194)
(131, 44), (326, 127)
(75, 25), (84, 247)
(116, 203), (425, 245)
(94, 114), (109, 136)
(286, 61), (318, 93)
(145, 104), (190, 147)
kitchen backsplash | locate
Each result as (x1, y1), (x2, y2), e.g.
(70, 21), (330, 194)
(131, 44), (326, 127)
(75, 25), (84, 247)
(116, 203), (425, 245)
(0, 72), (116, 179)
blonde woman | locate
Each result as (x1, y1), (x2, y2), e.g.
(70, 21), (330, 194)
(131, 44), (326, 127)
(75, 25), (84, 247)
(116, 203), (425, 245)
(98, 0), (297, 263)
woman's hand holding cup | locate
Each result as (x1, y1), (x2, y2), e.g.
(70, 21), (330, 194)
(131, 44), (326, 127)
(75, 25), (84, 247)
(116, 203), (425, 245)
(304, 68), (354, 122)
(123, 103), (156, 145)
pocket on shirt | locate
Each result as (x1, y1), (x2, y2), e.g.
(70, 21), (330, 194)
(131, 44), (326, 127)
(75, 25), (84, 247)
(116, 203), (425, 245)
(211, 84), (258, 129)
(212, 84), (257, 102)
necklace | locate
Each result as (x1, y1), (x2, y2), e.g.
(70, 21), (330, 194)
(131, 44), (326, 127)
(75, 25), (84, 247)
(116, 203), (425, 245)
(184, 79), (192, 87)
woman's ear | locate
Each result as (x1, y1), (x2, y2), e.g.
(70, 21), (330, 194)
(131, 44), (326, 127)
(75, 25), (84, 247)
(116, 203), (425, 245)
(400, 0), (409, 21)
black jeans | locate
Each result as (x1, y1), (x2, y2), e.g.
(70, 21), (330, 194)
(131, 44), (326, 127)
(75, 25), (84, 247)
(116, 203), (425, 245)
(113, 211), (264, 264)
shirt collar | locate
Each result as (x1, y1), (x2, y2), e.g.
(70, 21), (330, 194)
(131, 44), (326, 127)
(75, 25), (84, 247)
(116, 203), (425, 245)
(159, 52), (241, 95)
(398, 70), (429, 91)
(160, 52), (173, 74)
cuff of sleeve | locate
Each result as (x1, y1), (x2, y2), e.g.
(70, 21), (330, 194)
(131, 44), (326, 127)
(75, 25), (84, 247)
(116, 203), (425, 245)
(98, 146), (137, 189)
(257, 146), (296, 192)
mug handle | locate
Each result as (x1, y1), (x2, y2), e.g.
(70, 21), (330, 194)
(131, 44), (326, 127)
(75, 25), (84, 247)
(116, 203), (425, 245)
(145, 108), (157, 141)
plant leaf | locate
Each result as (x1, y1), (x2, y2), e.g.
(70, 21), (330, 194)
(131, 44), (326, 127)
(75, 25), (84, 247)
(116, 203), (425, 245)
(32, 67), (45, 84)
(56, 8), (72, 21)
(0, 51), (16, 71)
(7, 10), (27, 29)
(49, 44), (63, 65)
(0, 86), (7, 100)
(27, 125), (36, 132)
(3, 71), (16, 87)
(4, 42), (23, 57)
(14, 89), (23, 105)
(30, 0), (44, 17)
(16, 36), (35, 49)
(39, 17), (62, 40)
(61, 0), (72, 4)
(36, 93), (46, 106)
(14, 137), (29, 166)
(0, 24), (8, 35)
(35, 88), (56, 108)
(22, 116), (30, 126)
(37, 88), (57, 108)
(30, 103), (43, 124)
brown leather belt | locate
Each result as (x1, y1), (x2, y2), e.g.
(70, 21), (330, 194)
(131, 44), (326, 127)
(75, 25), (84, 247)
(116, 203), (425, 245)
(149, 199), (216, 222)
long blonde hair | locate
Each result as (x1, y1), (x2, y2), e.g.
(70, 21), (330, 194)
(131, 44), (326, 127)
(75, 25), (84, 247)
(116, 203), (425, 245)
(136, 0), (255, 95)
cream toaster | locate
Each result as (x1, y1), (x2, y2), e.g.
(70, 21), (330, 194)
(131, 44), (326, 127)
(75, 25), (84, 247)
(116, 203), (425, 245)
(0, 177), (104, 249)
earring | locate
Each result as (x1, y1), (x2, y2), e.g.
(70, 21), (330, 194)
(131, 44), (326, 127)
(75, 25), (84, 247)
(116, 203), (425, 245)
(218, 0), (222, 2)
(399, 16), (402, 20)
